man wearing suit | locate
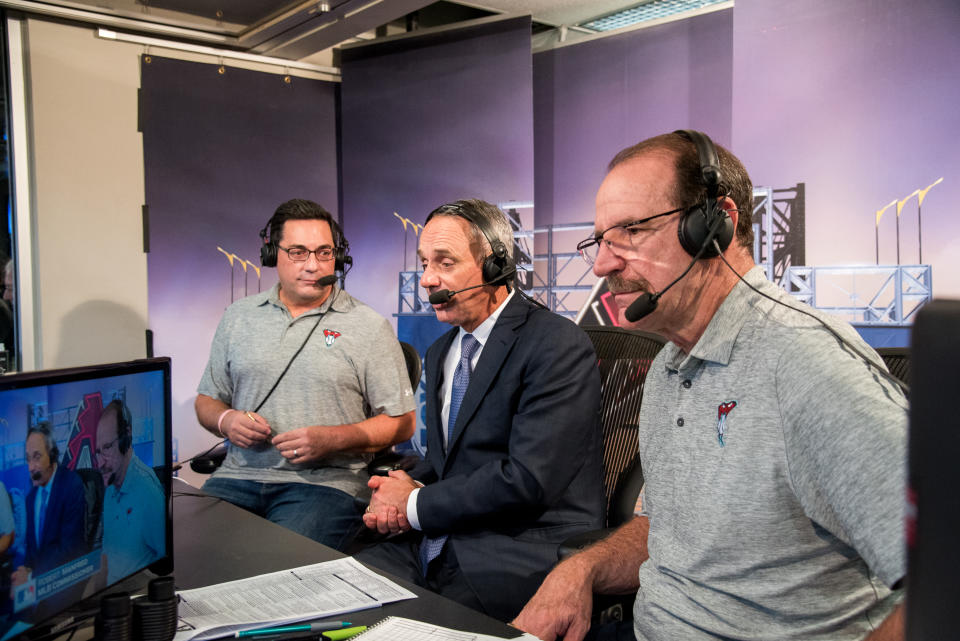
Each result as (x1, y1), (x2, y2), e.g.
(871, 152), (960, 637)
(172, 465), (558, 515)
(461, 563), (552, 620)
(12, 422), (86, 587)
(358, 199), (603, 622)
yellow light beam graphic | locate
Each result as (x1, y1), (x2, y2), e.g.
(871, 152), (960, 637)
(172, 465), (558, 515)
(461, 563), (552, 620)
(218, 248), (264, 299)
(917, 177), (943, 206)
(216, 246), (235, 266)
(916, 177), (943, 264)
(393, 212), (422, 236)
(896, 189), (921, 217)
(875, 199), (897, 227)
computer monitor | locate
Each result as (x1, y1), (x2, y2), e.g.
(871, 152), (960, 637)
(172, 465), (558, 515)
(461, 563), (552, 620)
(905, 299), (960, 640)
(0, 357), (172, 639)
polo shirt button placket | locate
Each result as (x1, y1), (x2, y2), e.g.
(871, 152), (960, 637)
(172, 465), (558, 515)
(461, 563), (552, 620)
(676, 417), (685, 427)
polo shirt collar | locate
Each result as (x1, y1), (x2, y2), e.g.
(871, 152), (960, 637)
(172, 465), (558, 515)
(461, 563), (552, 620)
(662, 265), (768, 372)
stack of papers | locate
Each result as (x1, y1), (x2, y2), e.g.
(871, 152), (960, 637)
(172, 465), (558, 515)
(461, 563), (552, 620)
(174, 558), (416, 640)
(355, 616), (542, 641)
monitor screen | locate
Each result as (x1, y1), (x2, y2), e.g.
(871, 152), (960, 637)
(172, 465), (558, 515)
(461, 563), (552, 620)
(0, 358), (172, 639)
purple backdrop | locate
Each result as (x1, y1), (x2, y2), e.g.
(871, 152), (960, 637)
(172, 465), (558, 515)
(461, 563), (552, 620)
(732, 0), (960, 297)
(339, 16), (535, 326)
(141, 56), (338, 460)
(533, 9), (733, 228)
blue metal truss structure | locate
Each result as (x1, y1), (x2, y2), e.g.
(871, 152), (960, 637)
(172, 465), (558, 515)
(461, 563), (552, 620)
(397, 185), (931, 327)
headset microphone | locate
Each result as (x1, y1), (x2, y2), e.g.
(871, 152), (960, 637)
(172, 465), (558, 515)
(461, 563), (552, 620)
(428, 282), (488, 305)
(314, 274), (338, 288)
(623, 206), (729, 322)
(427, 256), (518, 305)
(624, 252), (699, 322)
(624, 291), (661, 322)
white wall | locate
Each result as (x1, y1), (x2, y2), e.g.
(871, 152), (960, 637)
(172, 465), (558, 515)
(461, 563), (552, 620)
(21, 17), (148, 369)
(14, 17), (335, 371)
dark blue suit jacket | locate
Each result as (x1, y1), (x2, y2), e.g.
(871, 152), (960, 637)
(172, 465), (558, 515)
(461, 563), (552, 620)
(412, 294), (603, 620)
(24, 464), (87, 576)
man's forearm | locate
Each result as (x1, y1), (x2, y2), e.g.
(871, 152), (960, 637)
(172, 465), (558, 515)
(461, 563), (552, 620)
(195, 394), (230, 437)
(575, 514), (650, 594)
(316, 411), (416, 453)
(512, 514), (649, 641)
(864, 603), (904, 641)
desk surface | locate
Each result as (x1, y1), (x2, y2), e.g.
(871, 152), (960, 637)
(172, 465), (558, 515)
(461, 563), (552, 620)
(172, 481), (522, 638)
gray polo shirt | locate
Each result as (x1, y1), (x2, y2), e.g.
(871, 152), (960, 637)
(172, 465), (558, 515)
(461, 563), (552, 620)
(198, 284), (415, 497)
(634, 266), (907, 641)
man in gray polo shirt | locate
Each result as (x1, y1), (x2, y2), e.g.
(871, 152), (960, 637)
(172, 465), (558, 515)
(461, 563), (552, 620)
(195, 199), (416, 551)
(514, 132), (907, 641)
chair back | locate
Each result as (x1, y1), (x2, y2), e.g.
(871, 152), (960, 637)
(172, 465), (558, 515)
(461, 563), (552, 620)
(75, 467), (105, 548)
(877, 347), (910, 391)
(584, 326), (666, 527)
(399, 341), (422, 391)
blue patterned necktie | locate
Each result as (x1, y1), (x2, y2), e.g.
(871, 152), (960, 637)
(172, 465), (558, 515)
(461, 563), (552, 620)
(37, 486), (49, 545)
(420, 333), (481, 575)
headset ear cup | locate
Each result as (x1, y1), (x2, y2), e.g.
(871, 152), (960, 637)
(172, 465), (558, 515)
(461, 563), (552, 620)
(335, 243), (354, 274)
(713, 210), (735, 255)
(677, 205), (706, 257)
(119, 425), (132, 454)
(117, 404), (133, 454)
(260, 243), (278, 267)
(677, 205), (734, 258)
(482, 240), (514, 284)
(482, 257), (500, 284)
(259, 225), (278, 267)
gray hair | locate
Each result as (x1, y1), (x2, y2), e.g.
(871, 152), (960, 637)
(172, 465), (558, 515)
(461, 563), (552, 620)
(426, 199), (514, 264)
(27, 421), (59, 463)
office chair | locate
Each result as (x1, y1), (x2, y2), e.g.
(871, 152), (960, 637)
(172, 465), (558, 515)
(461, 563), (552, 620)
(560, 326), (665, 552)
(877, 347), (910, 392)
(367, 341), (423, 475)
(556, 325), (665, 626)
(190, 341), (423, 475)
(75, 467), (105, 549)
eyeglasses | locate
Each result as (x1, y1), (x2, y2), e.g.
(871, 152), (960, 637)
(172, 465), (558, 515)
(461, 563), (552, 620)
(96, 437), (119, 457)
(278, 245), (335, 262)
(576, 206), (686, 265)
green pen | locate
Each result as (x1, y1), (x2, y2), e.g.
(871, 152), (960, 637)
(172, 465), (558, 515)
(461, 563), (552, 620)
(235, 621), (352, 638)
(321, 625), (367, 640)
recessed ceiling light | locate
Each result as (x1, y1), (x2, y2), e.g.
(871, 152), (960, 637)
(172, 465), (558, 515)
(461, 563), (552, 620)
(581, 0), (728, 32)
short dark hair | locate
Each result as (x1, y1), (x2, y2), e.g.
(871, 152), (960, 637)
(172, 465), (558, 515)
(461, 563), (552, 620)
(27, 421), (59, 463)
(425, 199), (514, 264)
(267, 199), (347, 250)
(608, 132), (754, 249)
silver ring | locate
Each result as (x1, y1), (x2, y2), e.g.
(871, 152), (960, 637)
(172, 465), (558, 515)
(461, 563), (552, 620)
(293, 448), (298, 457)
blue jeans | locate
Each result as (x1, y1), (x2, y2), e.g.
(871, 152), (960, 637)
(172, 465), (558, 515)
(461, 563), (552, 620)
(202, 477), (362, 551)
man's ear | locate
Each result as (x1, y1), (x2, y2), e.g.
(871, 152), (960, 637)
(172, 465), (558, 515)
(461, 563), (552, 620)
(721, 196), (738, 232)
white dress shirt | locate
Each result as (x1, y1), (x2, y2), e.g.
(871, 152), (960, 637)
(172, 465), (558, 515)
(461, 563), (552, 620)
(406, 290), (515, 530)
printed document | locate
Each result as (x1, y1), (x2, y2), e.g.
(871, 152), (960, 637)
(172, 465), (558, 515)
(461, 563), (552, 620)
(354, 616), (542, 640)
(174, 557), (416, 640)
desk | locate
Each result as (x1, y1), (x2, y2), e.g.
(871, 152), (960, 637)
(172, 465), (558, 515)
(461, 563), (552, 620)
(172, 483), (522, 638)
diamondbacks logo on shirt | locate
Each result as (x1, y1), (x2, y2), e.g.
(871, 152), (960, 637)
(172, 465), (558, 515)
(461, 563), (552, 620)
(716, 401), (737, 447)
(323, 329), (341, 347)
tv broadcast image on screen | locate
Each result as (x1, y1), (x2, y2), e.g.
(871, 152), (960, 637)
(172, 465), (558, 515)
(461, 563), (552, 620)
(0, 359), (171, 639)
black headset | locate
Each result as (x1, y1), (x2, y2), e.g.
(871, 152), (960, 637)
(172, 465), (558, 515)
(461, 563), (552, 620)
(674, 129), (735, 258)
(106, 399), (133, 455)
(426, 202), (516, 287)
(259, 215), (352, 273)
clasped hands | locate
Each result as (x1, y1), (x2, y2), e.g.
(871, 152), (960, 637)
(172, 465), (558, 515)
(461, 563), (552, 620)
(362, 470), (418, 535)
(220, 410), (332, 465)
